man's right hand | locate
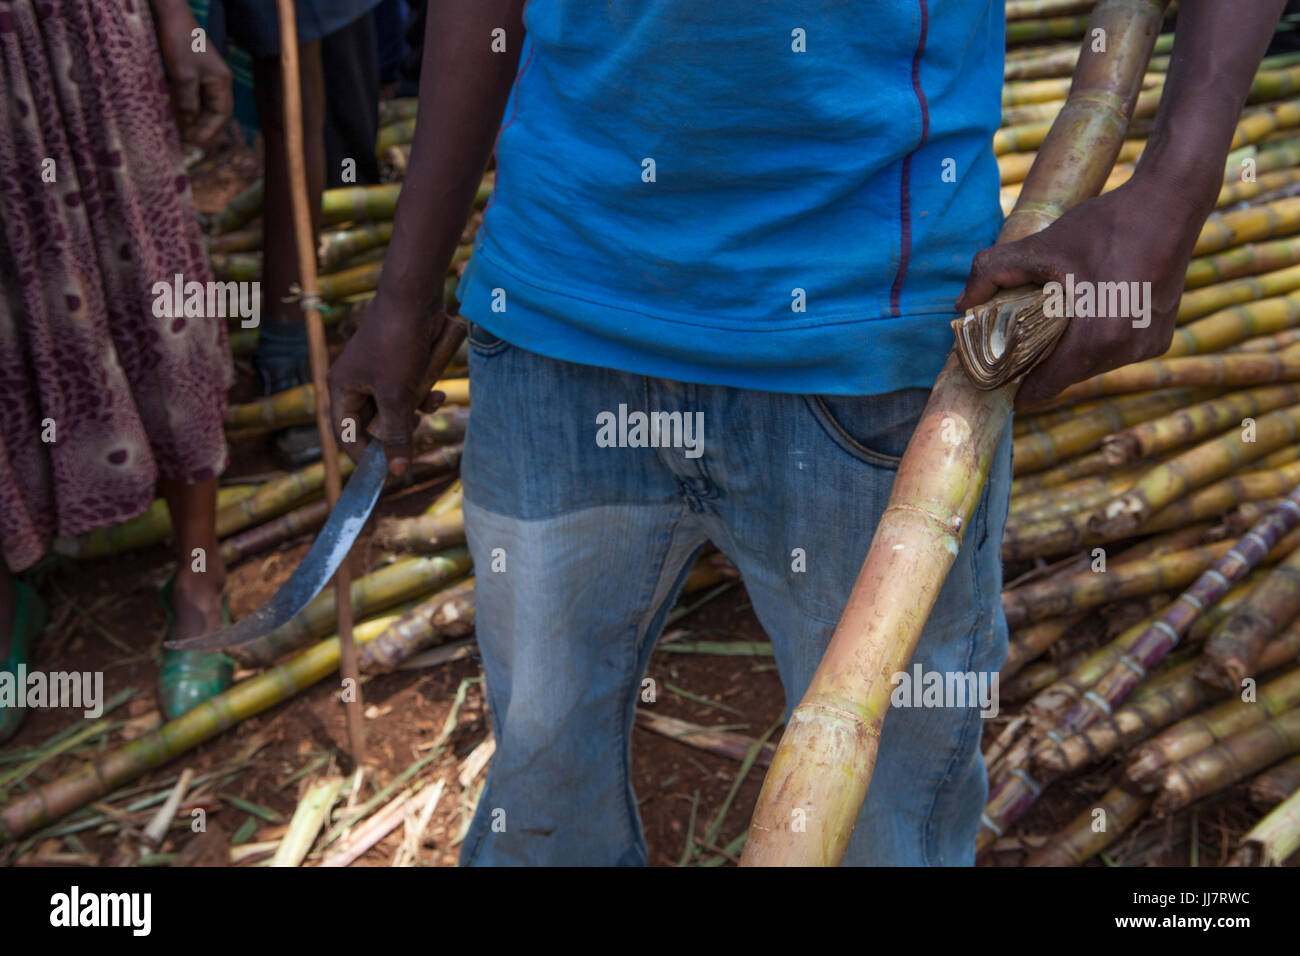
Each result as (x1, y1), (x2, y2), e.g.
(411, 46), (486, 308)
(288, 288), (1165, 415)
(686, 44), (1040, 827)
(327, 295), (452, 476)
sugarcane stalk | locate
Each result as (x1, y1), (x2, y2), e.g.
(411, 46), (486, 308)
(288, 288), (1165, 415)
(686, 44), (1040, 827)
(1038, 617), (1300, 777)
(209, 252), (262, 283)
(1024, 786), (1151, 865)
(1002, 615), (1087, 681)
(1054, 342), (1300, 401)
(1003, 539), (1238, 629)
(741, 0), (1168, 867)
(1185, 236), (1300, 289)
(230, 548), (472, 667)
(1249, 754), (1300, 808)
(318, 222), (393, 272)
(1199, 536), (1300, 689)
(1102, 384), (1300, 465)
(1008, 470), (1142, 525)
(1216, 168), (1300, 209)
(377, 97), (419, 125)
(1177, 263), (1300, 324)
(1150, 708), (1300, 815)
(1229, 782), (1300, 865)
(1142, 460), (1300, 532)
(1193, 195), (1300, 257)
(1235, 326), (1300, 351)
(372, 508), (466, 554)
(0, 608), (409, 841)
(986, 542), (1300, 845)
(1013, 387), (1214, 475)
(1005, 0), (1098, 22)
(376, 118), (416, 155)
(1048, 490), (1300, 726)
(1166, 290), (1300, 356)
(357, 577), (475, 674)
(53, 485), (258, 559)
(225, 378), (469, 430)
(1011, 448), (1134, 494)
(209, 222), (263, 254)
(1090, 405), (1300, 538)
(207, 179), (265, 236)
(1127, 666), (1300, 785)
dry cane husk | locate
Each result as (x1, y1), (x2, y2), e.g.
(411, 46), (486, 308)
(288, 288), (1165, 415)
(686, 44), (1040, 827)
(1228, 783), (1300, 865)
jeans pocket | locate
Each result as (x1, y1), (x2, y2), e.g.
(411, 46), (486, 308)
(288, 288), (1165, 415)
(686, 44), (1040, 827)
(805, 388), (930, 469)
(467, 322), (511, 357)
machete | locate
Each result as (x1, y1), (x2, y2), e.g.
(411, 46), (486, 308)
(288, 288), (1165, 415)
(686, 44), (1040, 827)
(165, 440), (388, 651)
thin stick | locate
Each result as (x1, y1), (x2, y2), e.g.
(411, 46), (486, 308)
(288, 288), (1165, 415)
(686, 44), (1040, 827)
(275, 0), (364, 763)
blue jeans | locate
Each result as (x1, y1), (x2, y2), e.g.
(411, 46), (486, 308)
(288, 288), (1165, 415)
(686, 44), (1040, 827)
(457, 325), (1012, 866)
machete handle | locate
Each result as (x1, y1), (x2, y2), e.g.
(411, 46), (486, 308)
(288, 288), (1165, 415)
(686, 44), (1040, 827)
(363, 314), (467, 443)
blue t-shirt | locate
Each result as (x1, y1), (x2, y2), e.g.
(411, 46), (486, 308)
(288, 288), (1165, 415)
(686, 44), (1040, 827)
(458, 1), (1004, 396)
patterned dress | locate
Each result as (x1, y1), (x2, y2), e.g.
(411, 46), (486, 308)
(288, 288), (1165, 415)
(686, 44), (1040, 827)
(0, 0), (232, 572)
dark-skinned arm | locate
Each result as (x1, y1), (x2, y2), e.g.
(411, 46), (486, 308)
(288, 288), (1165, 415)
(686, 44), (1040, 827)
(149, 0), (233, 145)
(958, 0), (1288, 408)
(328, 1), (526, 474)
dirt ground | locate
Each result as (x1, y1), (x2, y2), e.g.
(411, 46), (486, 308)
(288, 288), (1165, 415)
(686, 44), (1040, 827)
(0, 134), (1273, 869)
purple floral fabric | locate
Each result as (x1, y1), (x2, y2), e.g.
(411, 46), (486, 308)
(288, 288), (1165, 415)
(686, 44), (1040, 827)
(0, 0), (232, 571)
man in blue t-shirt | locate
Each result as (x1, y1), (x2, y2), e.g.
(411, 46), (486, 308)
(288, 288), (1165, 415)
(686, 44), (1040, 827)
(329, 1), (1285, 865)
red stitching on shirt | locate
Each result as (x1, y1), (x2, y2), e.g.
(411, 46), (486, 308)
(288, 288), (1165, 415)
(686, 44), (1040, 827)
(889, 0), (931, 317)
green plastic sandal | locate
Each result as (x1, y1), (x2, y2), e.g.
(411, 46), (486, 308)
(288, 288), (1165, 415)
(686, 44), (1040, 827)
(158, 576), (234, 720)
(0, 580), (48, 744)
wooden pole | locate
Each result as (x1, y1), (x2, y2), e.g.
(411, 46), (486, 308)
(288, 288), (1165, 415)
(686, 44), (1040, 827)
(275, 0), (366, 764)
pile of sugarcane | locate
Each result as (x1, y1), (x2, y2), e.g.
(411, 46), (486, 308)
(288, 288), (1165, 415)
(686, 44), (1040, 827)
(974, 2), (1300, 867)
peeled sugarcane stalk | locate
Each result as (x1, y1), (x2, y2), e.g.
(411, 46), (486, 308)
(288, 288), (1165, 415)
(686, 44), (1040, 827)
(1128, 666), (1300, 785)
(1185, 236), (1300, 289)
(1054, 342), (1300, 402)
(207, 179), (265, 236)
(1149, 708), (1300, 815)
(1166, 290), (1300, 356)
(1199, 536), (1300, 689)
(229, 547), (473, 668)
(0, 608), (409, 841)
(225, 378), (470, 430)
(372, 508), (466, 554)
(272, 776), (344, 867)
(1012, 387), (1213, 475)
(1089, 404), (1300, 538)
(741, 0), (1167, 867)
(1249, 754), (1300, 808)
(209, 222), (262, 254)
(1177, 263), (1300, 323)
(357, 577), (475, 674)
(53, 486), (258, 559)
(318, 222), (393, 272)
(1229, 783), (1300, 865)
(1025, 786), (1151, 865)
(1102, 384), (1300, 465)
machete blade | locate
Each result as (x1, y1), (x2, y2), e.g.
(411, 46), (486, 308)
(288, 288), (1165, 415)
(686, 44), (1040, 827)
(165, 441), (388, 651)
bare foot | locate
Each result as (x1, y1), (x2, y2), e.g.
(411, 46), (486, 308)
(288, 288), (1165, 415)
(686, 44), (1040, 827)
(170, 568), (227, 644)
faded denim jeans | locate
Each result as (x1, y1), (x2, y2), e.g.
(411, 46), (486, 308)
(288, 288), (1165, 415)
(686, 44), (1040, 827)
(457, 324), (1013, 866)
